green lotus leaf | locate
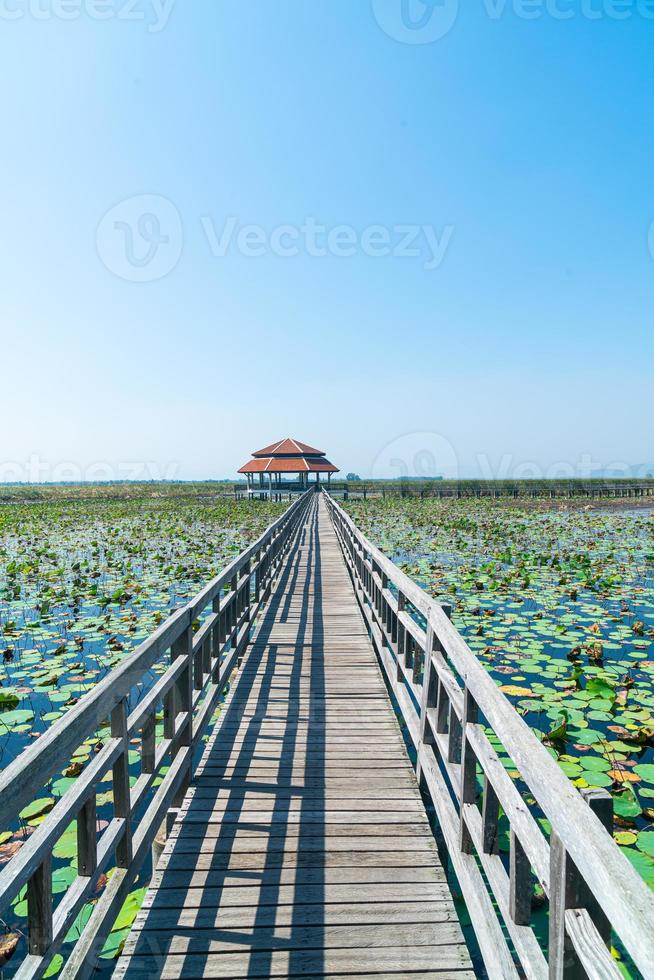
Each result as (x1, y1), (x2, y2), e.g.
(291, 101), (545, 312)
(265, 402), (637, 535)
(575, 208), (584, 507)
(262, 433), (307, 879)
(20, 798), (55, 821)
(43, 954), (63, 977)
(580, 771), (613, 788)
(615, 831), (638, 845)
(581, 757), (612, 772)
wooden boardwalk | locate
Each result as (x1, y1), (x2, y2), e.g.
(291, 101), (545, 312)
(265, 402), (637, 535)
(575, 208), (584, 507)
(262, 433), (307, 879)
(117, 494), (473, 979)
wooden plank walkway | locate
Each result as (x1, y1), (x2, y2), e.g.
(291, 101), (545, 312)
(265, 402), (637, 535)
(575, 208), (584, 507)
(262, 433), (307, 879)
(117, 494), (473, 979)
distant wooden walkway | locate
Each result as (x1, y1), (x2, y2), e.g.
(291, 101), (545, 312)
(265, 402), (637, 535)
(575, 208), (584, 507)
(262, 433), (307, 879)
(117, 494), (473, 978)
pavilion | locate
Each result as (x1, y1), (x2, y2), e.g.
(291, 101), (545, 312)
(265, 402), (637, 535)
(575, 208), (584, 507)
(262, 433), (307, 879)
(238, 438), (339, 496)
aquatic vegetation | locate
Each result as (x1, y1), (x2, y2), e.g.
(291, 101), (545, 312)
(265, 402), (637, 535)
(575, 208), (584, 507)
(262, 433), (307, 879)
(346, 498), (654, 891)
(0, 492), (283, 972)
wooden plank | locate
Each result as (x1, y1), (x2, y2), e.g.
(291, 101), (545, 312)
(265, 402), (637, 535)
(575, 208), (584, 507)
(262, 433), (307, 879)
(118, 495), (472, 979)
(125, 920), (465, 953)
(140, 881), (450, 908)
(161, 849), (448, 872)
(564, 910), (622, 980)
(337, 488), (654, 974)
(117, 947), (473, 977)
(131, 901), (457, 931)
(145, 866), (448, 889)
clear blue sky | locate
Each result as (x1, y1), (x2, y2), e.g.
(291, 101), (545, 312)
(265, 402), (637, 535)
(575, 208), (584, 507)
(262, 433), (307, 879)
(2, 1), (653, 481)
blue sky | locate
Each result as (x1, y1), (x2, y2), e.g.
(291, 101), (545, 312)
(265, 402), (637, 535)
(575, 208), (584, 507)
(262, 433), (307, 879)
(1, 0), (653, 481)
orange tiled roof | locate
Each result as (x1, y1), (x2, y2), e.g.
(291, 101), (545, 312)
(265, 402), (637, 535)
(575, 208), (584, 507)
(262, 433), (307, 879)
(239, 456), (339, 474)
(252, 437), (325, 458)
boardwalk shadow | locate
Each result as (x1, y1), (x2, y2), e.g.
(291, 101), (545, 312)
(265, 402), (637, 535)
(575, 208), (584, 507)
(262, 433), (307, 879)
(133, 498), (327, 977)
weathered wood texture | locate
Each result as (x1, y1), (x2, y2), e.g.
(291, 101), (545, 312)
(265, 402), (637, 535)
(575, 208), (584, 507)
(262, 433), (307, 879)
(117, 495), (472, 979)
(325, 491), (654, 980)
(0, 492), (313, 980)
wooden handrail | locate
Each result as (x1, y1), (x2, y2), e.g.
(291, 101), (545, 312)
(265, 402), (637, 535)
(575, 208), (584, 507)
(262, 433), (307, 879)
(324, 489), (654, 980)
(0, 490), (314, 980)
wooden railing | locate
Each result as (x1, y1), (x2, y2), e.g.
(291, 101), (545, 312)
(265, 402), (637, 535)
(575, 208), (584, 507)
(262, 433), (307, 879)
(329, 480), (654, 501)
(324, 490), (654, 980)
(0, 490), (313, 980)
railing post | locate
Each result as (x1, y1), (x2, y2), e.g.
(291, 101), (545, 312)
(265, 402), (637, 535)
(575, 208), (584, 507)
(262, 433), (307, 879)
(416, 624), (437, 786)
(254, 553), (261, 605)
(380, 571), (389, 635)
(578, 789), (613, 947)
(396, 592), (406, 683)
(458, 684), (478, 853)
(509, 830), (532, 925)
(141, 712), (156, 774)
(238, 559), (251, 666)
(418, 624), (436, 747)
(193, 635), (204, 693)
(549, 787), (613, 978)
(211, 594), (222, 683)
(230, 572), (238, 638)
(481, 776), (500, 855)
(27, 856), (52, 955)
(111, 698), (133, 868)
(77, 794), (98, 877)
(435, 605), (453, 737)
(171, 624), (193, 806)
(202, 631), (211, 679)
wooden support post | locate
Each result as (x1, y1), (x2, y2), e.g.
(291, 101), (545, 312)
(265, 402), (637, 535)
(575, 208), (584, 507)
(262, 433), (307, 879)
(578, 788), (613, 948)
(549, 788), (613, 978)
(171, 625), (193, 806)
(418, 625), (436, 747)
(435, 677), (450, 735)
(111, 699), (133, 868)
(510, 830), (532, 925)
(416, 625), (437, 786)
(459, 685), (478, 853)
(481, 776), (500, 854)
(448, 706), (462, 764)
(27, 855), (52, 955)
(77, 794), (98, 877)
(141, 711), (156, 774)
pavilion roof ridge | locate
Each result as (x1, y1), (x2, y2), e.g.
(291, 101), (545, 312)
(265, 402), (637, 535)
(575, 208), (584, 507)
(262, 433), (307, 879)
(252, 437), (326, 458)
